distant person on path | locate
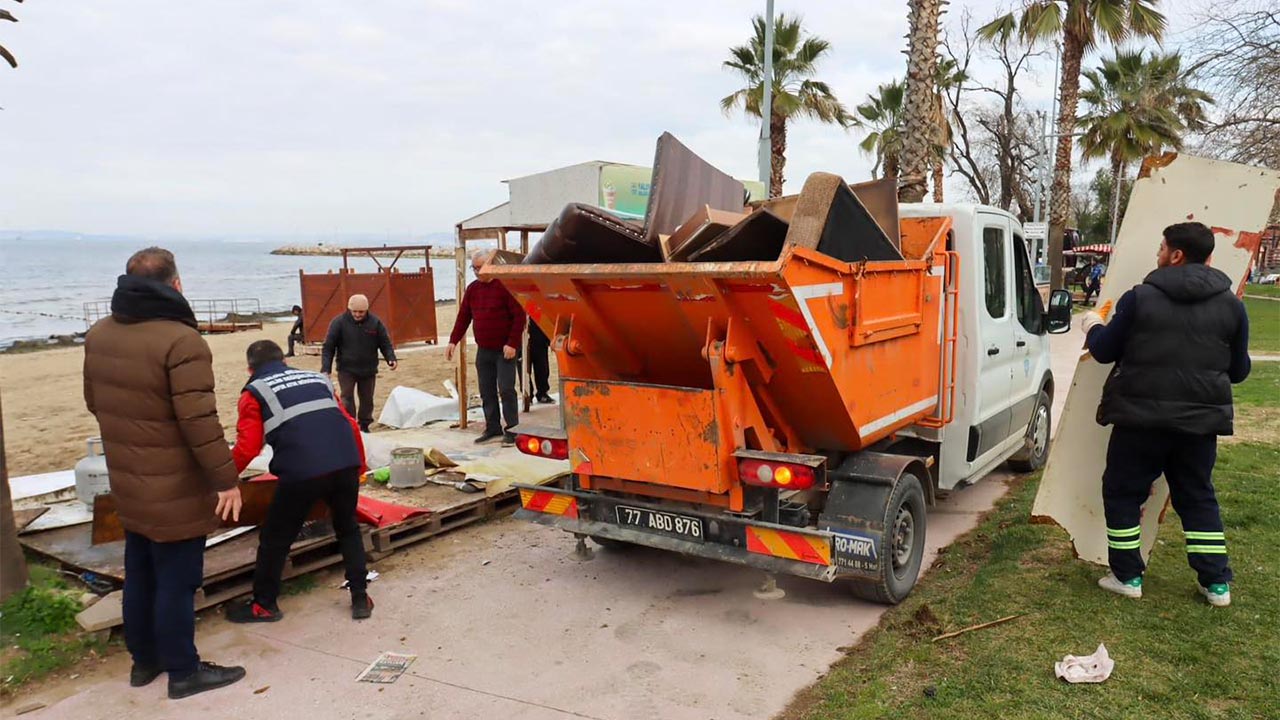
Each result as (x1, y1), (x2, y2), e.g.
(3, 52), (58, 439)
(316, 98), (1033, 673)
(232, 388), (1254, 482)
(1084, 258), (1104, 305)
(82, 247), (246, 700)
(528, 322), (555, 405)
(1083, 222), (1250, 607)
(286, 304), (304, 357)
(446, 250), (526, 444)
(226, 340), (373, 623)
(321, 294), (397, 433)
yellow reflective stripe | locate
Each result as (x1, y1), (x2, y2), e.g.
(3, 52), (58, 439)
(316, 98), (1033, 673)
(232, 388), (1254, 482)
(1186, 545), (1228, 554)
(755, 529), (798, 559)
(1184, 531), (1225, 540)
(1108, 540), (1143, 549)
(1107, 526), (1141, 537)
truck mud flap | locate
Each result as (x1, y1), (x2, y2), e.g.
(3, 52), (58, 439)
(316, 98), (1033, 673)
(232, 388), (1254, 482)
(515, 484), (843, 582)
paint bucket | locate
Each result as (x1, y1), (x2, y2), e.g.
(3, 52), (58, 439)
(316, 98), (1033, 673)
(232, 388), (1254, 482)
(389, 447), (427, 489)
(74, 437), (110, 506)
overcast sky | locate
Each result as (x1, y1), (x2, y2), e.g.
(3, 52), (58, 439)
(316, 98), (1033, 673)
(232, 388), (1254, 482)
(0, 1), (1199, 238)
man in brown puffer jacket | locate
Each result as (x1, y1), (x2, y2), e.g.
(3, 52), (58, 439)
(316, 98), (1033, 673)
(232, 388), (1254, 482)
(83, 247), (247, 700)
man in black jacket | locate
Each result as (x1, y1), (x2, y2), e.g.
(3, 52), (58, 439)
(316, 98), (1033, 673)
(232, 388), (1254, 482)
(321, 294), (397, 432)
(285, 305), (305, 357)
(1083, 222), (1250, 607)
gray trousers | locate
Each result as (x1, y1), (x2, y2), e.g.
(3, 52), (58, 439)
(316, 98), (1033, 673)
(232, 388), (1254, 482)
(476, 347), (518, 434)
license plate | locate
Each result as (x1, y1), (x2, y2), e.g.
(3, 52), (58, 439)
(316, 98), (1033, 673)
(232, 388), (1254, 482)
(615, 505), (705, 542)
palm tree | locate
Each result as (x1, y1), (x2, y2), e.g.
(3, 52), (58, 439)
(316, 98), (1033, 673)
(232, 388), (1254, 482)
(981, 0), (1166, 290)
(852, 80), (906, 180)
(899, 0), (946, 203)
(931, 57), (967, 202)
(1077, 50), (1212, 243)
(722, 13), (851, 198)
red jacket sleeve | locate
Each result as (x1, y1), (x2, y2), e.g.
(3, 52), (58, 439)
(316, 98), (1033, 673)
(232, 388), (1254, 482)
(336, 390), (368, 474)
(232, 391), (265, 474)
(448, 284), (473, 346)
(505, 287), (527, 349)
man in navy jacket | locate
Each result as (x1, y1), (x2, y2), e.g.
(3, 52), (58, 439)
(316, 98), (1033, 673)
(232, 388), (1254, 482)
(1083, 222), (1250, 607)
(226, 340), (373, 622)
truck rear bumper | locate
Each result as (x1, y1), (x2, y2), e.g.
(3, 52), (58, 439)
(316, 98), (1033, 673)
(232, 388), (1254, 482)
(515, 484), (877, 583)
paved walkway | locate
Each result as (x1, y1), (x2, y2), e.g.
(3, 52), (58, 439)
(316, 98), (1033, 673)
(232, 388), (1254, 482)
(12, 334), (1087, 720)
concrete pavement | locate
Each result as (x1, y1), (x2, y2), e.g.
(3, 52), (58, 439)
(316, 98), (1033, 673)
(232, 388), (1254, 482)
(13, 330), (1085, 720)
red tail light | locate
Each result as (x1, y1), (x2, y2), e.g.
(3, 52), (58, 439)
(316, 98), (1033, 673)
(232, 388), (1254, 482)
(516, 433), (569, 460)
(737, 458), (817, 490)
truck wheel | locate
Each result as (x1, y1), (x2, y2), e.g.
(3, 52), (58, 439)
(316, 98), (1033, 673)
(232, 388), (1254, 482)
(1009, 389), (1051, 472)
(849, 471), (927, 605)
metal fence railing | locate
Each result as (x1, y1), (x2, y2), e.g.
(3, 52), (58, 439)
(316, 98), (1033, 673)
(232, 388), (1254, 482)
(84, 298), (263, 334)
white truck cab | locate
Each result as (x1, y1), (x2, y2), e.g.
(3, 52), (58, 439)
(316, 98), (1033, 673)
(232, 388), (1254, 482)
(899, 204), (1056, 489)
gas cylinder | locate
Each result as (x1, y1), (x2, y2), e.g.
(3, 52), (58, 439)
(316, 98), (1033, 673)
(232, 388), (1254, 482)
(74, 437), (111, 506)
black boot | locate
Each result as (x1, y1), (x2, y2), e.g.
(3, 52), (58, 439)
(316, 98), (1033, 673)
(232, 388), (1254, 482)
(352, 593), (374, 620)
(130, 663), (162, 688)
(168, 661), (246, 699)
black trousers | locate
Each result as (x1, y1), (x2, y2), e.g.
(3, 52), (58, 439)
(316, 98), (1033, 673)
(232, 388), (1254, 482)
(337, 371), (376, 431)
(528, 324), (551, 396)
(123, 532), (204, 678)
(253, 467), (368, 608)
(476, 347), (518, 434)
(287, 331), (304, 356)
(1102, 426), (1232, 586)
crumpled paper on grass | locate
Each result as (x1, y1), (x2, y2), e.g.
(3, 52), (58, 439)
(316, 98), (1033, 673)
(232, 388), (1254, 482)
(1055, 643), (1114, 683)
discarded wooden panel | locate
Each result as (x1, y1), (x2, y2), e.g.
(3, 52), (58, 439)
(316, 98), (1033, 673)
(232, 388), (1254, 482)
(76, 589), (123, 632)
(687, 207), (789, 263)
(760, 177), (899, 249)
(784, 173), (902, 263)
(20, 500), (92, 534)
(1036, 154), (1280, 565)
(643, 132), (746, 245)
(663, 205), (749, 261)
(524, 203), (657, 265)
(13, 507), (48, 532)
(91, 478), (328, 545)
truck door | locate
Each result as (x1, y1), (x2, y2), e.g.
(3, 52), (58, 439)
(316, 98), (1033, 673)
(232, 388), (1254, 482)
(1010, 231), (1047, 435)
(970, 214), (1015, 464)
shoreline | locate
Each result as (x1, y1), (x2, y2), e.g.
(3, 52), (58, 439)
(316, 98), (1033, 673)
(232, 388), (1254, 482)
(0, 299), (458, 356)
(270, 244), (458, 259)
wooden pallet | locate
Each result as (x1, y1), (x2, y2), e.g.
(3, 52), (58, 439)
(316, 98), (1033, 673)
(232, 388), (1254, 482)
(195, 524), (375, 609)
(366, 489), (523, 559)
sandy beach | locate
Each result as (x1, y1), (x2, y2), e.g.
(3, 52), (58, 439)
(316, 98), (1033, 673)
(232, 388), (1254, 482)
(1, 304), (554, 478)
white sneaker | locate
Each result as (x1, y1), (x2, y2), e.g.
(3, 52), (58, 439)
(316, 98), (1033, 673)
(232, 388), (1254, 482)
(1098, 573), (1143, 598)
(1199, 583), (1231, 607)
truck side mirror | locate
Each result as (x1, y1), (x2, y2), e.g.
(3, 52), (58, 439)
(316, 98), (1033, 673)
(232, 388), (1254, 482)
(1045, 289), (1072, 334)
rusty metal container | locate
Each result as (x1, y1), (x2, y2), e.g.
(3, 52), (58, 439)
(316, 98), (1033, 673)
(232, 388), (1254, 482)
(486, 216), (954, 511)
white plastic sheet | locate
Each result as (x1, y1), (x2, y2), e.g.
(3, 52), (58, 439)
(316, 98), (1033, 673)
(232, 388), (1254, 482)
(377, 386), (459, 429)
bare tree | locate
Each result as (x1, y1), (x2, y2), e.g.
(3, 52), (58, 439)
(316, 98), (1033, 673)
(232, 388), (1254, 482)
(1185, 1), (1280, 169)
(942, 12), (1046, 219)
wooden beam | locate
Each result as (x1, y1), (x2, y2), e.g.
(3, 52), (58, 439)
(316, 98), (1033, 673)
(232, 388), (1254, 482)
(455, 243), (469, 429)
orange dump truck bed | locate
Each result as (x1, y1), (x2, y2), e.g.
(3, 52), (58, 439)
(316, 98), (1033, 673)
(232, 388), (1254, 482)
(486, 216), (954, 512)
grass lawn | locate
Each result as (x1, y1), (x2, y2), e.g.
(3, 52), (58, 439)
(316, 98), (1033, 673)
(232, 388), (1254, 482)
(1244, 296), (1279, 354)
(0, 563), (112, 694)
(1243, 283), (1280, 300)
(784, 370), (1280, 720)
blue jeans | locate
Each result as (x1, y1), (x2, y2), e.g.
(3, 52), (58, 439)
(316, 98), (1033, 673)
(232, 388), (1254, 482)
(123, 532), (205, 678)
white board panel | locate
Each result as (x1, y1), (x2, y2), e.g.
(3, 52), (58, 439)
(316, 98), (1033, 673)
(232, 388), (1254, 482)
(1035, 154), (1280, 565)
